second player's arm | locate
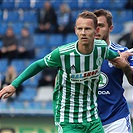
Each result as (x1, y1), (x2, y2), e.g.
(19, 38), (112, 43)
(123, 66), (133, 86)
(109, 51), (133, 86)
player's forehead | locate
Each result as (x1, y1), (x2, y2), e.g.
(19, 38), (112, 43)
(76, 18), (95, 28)
(97, 16), (108, 24)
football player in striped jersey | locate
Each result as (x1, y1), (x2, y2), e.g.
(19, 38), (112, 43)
(0, 11), (132, 133)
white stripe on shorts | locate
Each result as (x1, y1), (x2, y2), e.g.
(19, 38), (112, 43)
(103, 115), (132, 133)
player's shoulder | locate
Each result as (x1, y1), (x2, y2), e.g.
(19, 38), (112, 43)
(58, 41), (76, 54)
(109, 41), (128, 52)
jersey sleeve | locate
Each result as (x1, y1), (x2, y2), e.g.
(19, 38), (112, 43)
(11, 48), (61, 88)
(44, 47), (62, 68)
(12, 59), (46, 88)
(105, 48), (120, 59)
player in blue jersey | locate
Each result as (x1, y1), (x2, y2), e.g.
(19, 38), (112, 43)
(94, 9), (133, 133)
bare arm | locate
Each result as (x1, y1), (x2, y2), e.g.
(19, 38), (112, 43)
(122, 65), (133, 86)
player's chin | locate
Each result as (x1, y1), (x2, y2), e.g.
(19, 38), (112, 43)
(95, 37), (101, 40)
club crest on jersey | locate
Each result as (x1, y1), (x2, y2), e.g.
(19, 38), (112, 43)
(70, 69), (100, 83)
(96, 57), (103, 67)
(98, 72), (108, 89)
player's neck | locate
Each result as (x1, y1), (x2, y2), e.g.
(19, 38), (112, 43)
(78, 42), (94, 54)
(106, 38), (110, 46)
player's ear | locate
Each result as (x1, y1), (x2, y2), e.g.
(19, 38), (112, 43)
(109, 25), (113, 32)
(75, 26), (78, 35)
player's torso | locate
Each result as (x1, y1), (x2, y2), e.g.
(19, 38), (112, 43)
(98, 42), (130, 125)
(54, 40), (108, 123)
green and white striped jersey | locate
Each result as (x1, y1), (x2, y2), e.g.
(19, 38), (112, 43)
(44, 39), (118, 124)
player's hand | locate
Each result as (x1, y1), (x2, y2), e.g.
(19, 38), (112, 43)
(118, 50), (133, 59)
(0, 85), (16, 99)
(109, 50), (133, 69)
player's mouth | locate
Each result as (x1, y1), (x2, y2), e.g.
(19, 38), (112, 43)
(81, 37), (88, 41)
(95, 34), (101, 39)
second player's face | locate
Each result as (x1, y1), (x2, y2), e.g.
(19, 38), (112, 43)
(75, 18), (97, 45)
(95, 16), (110, 41)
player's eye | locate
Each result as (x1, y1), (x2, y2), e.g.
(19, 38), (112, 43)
(85, 28), (91, 30)
(77, 27), (82, 30)
(98, 24), (104, 28)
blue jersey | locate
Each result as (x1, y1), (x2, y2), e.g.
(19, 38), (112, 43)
(98, 41), (133, 125)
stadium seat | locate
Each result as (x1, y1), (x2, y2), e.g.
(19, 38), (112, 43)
(79, 1), (94, 9)
(24, 59), (37, 66)
(63, 0), (79, 10)
(0, 23), (8, 34)
(111, 10), (118, 19)
(0, 40), (3, 48)
(5, 10), (20, 22)
(21, 10), (37, 22)
(22, 23), (37, 34)
(33, 0), (44, 9)
(25, 101), (42, 109)
(35, 86), (53, 102)
(15, 0), (31, 9)
(18, 88), (36, 101)
(45, 101), (53, 109)
(0, 0), (15, 9)
(47, 34), (63, 49)
(0, 10), (3, 21)
(0, 59), (8, 83)
(64, 33), (78, 44)
(33, 34), (47, 48)
(118, 10), (133, 22)
(11, 59), (27, 73)
(9, 101), (24, 109)
(94, 0), (110, 9)
(0, 59), (8, 73)
(0, 101), (8, 110)
(111, 23), (124, 34)
(23, 75), (40, 88)
(110, 0), (127, 9)
(10, 22), (24, 35)
(71, 10), (80, 23)
(35, 47), (51, 59)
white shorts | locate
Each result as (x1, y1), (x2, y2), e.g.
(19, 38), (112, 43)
(103, 115), (132, 133)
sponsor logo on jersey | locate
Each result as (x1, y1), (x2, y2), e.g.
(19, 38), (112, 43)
(70, 69), (100, 83)
(98, 91), (110, 95)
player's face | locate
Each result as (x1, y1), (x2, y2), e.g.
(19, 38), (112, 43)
(75, 18), (98, 45)
(95, 16), (113, 41)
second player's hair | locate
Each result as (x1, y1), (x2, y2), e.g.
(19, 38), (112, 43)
(94, 9), (113, 27)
